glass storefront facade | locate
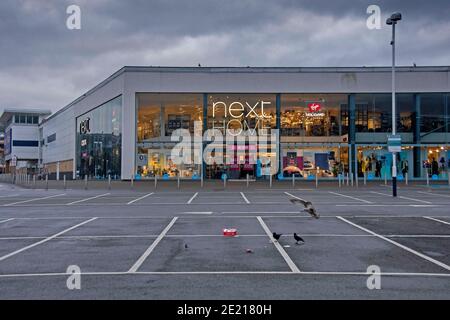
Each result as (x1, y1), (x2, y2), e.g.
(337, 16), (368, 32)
(76, 96), (122, 179)
(62, 91), (445, 181)
(132, 92), (450, 180)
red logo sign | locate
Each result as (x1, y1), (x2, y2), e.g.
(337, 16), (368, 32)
(308, 103), (321, 112)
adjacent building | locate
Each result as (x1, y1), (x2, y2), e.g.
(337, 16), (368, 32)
(0, 109), (51, 174)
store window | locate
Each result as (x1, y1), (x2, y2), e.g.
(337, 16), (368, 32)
(76, 96), (122, 179)
(280, 144), (349, 179)
(137, 93), (203, 140)
(136, 93), (203, 179)
(355, 94), (392, 133)
(421, 146), (449, 179)
(396, 94), (415, 132)
(420, 94), (448, 134)
(280, 94), (348, 137)
(357, 146), (393, 179)
(137, 94), (161, 140)
(137, 144), (201, 179)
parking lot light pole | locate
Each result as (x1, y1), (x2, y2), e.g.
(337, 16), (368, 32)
(387, 12), (402, 197)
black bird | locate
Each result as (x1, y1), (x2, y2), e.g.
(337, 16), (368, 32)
(272, 232), (282, 241)
(294, 233), (305, 245)
(289, 198), (319, 219)
(184, 243), (188, 249)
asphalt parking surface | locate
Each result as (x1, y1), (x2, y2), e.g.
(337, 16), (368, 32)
(0, 182), (449, 299)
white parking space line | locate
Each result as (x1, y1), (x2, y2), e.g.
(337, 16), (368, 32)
(187, 192), (198, 204)
(181, 211), (213, 215)
(284, 192), (308, 202)
(127, 193), (154, 205)
(66, 193), (110, 205)
(328, 191), (373, 204)
(3, 193), (66, 206)
(257, 216), (300, 273)
(0, 270), (449, 278)
(0, 194), (19, 198)
(370, 191), (433, 204)
(0, 218), (14, 224)
(417, 191), (450, 199)
(0, 217), (97, 262)
(424, 216), (450, 226)
(240, 192), (250, 204)
(337, 216), (450, 272)
(336, 204), (439, 207)
(128, 217), (178, 273)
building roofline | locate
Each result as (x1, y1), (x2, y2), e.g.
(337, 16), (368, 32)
(122, 65), (450, 73)
(42, 65), (450, 123)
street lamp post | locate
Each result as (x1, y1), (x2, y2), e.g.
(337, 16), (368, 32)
(387, 12), (402, 197)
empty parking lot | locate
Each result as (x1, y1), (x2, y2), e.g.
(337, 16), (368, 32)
(0, 182), (449, 299)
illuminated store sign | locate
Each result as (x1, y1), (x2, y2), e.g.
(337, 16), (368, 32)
(211, 100), (272, 136)
(79, 118), (90, 134)
(308, 103), (321, 112)
(305, 102), (325, 117)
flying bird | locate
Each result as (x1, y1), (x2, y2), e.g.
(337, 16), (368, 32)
(294, 233), (305, 245)
(272, 232), (282, 241)
(289, 198), (319, 219)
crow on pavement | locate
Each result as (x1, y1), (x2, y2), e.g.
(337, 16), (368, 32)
(272, 232), (282, 241)
(294, 233), (305, 245)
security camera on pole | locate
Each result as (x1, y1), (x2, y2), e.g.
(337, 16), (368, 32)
(386, 12), (402, 197)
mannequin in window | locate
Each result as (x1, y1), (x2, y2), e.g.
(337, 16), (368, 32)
(431, 158), (439, 176)
(401, 159), (409, 177)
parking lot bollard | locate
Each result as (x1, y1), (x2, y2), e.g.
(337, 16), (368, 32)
(108, 175), (111, 190)
(346, 172), (349, 186)
(351, 172), (354, 187)
(33, 175), (36, 189)
(84, 175), (88, 190)
(364, 172), (367, 185)
(64, 175), (67, 190)
(405, 172), (408, 185)
(315, 173), (318, 189)
(426, 172), (429, 186)
(292, 173), (295, 188)
(338, 174), (342, 188)
(269, 173), (272, 188)
(177, 174), (180, 189)
(45, 175), (48, 191)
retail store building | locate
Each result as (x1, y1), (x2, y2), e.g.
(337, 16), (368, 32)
(8, 66), (450, 181)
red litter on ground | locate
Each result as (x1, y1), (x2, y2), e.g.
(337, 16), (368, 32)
(223, 228), (238, 236)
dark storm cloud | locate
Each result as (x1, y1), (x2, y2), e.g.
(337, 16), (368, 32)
(0, 0), (449, 111)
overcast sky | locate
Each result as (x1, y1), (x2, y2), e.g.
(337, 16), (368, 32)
(1, 0), (449, 112)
